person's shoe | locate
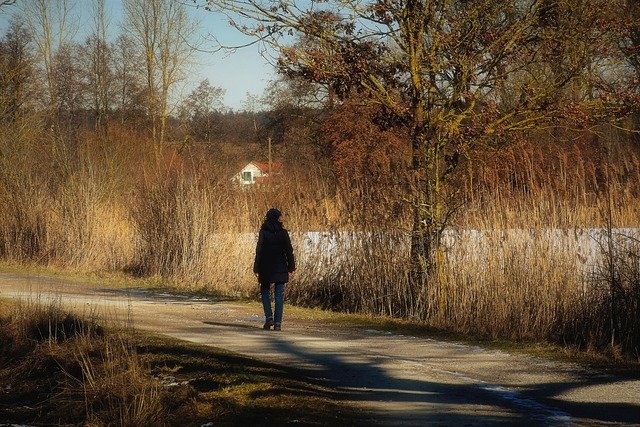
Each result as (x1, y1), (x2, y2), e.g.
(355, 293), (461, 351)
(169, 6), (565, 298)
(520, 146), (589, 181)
(273, 323), (281, 331)
(263, 318), (274, 330)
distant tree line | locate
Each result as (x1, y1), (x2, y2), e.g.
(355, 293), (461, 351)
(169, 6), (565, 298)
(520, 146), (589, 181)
(0, 0), (201, 150)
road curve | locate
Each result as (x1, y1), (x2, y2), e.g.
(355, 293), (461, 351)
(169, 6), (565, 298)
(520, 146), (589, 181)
(1, 272), (639, 426)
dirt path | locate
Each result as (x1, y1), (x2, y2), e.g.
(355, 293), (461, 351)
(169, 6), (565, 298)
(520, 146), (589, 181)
(1, 272), (639, 426)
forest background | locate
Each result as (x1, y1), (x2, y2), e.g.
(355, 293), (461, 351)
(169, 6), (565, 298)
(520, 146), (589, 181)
(0, 0), (639, 360)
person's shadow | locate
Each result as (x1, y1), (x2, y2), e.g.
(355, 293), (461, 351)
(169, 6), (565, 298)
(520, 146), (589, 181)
(260, 332), (640, 426)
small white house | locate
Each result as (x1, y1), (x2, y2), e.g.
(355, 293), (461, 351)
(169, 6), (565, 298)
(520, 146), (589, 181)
(234, 161), (282, 185)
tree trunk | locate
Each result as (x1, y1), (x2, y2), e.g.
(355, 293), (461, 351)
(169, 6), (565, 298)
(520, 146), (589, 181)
(408, 128), (447, 318)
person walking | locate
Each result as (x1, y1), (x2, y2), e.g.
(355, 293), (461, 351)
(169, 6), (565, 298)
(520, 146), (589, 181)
(254, 208), (295, 331)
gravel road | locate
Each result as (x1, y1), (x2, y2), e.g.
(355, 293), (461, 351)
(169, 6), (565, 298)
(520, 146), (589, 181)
(1, 272), (639, 426)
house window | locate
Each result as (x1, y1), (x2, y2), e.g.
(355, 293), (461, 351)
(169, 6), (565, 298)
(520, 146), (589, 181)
(242, 171), (252, 182)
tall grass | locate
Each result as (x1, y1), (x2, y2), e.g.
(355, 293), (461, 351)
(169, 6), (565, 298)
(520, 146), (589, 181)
(130, 170), (218, 281)
(426, 131), (640, 356)
(0, 299), (165, 425)
(0, 121), (638, 358)
(0, 124), (52, 262)
(0, 125), (138, 269)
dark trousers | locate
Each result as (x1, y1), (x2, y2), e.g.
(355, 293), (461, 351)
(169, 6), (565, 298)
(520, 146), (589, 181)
(260, 282), (285, 324)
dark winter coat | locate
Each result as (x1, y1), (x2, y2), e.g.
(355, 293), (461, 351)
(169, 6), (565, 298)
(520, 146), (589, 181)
(253, 219), (295, 285)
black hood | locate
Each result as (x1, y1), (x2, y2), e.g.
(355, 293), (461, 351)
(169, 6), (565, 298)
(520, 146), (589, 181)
(261, 208), (283, 233)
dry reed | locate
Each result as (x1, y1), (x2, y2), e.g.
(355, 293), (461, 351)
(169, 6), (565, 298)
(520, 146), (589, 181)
(0, 121), (638, 358)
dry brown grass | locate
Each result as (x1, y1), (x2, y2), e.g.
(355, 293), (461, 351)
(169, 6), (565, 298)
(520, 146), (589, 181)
(0, 121), (638, 359)
(0, 298), (166, 425)
(0, 298), (362, 425)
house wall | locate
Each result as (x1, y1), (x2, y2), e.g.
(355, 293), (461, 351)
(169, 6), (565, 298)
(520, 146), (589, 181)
(236, 163), (264, 185)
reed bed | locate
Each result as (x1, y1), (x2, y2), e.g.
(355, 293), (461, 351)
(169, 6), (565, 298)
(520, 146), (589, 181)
(0, 123), (638, 358)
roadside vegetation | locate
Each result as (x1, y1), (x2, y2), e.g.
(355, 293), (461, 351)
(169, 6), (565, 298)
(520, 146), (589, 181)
(0, 298), (362, 426)
(1, 122), (638, 362)
(0, 0), (639, 365)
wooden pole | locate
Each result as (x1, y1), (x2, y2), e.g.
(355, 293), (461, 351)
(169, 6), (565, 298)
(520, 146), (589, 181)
(268, 136), (272, 175)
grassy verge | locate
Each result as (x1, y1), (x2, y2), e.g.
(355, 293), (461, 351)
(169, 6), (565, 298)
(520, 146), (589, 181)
(0, 298), (364, 426)
(2, 264), (638, 377)
(295, 308), (640, 377)
(0, 260), (185, 291)
(134, 333), (367, 426)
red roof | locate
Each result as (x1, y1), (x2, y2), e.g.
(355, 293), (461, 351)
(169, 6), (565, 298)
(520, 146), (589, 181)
(255, 176), (276, 183)
(252, 161), (283, 174)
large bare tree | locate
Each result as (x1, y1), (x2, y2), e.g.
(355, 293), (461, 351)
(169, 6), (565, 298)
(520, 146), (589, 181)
(51, 42), (84, 119)
(201, 0), (630, 297)
(23, 0), (77, 128)
(81, 0), (113, 131)
(124, 0), (198, 149)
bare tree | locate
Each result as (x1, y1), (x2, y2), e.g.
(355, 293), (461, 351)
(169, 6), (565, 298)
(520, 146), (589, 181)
(617, 0), (640, 132)
(23, 0), (77, 128)
(51, 42), (84, 119)
(0, 19), (37, 123)
(202, 0), (630, 293)
(112, 33), (145, 125)
(618, 1), (640, 76)
(180, 78), (225, 142)
(82, 0), (113, 131)
(158, 2), (199, 146)
(123, 0), (161, 142)
(123, 0), (198, 149)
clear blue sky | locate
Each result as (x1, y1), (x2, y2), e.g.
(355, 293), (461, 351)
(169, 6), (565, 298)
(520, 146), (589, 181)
(0, 0), (276, 111)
